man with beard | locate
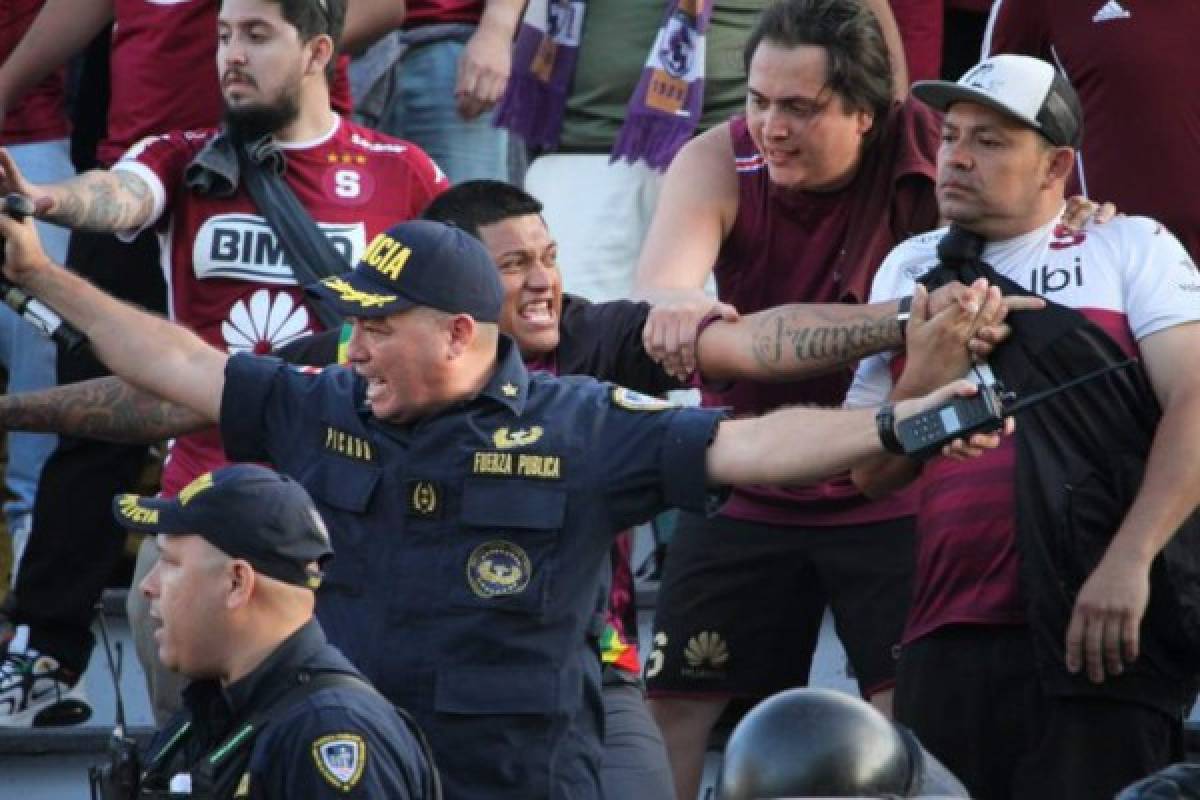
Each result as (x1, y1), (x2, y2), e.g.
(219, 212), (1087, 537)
(0, 0), (445, 727)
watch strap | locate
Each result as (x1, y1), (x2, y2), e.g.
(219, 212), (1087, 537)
(875, 403), (904, 454)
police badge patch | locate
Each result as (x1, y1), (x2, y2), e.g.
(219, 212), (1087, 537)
(611, 386), (672, 411)
(312, 733), (367, 792)
(467, 540), (532, 598)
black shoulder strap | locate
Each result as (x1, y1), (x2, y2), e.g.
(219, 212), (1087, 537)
(235, 139), (346, 331)
(192, 670), (443, 800)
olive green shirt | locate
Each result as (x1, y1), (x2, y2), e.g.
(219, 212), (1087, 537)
(559, 0), (765, 151)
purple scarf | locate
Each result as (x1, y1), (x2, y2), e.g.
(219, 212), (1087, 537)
(495, 0), (713, 171)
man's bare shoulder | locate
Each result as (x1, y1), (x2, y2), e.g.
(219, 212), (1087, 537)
(697, 121), (734, 157)
(664, 123), (739, 226)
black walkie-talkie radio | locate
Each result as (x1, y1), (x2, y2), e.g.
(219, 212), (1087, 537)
(88, 608), (141, 799)
(895, 359), (1137, 460)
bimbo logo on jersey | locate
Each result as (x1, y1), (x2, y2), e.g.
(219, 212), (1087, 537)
(192, 214), (367, 283)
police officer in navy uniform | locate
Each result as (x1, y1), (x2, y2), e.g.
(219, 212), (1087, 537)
(0, 210), (1005, 799)
(116, 464), (436, 798)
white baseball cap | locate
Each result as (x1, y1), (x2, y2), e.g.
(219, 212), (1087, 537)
(912, 54), (1083, 148)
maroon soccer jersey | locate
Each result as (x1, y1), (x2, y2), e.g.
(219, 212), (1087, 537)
(102, 0), (353, 166)
(890, 0), (944, 82)
(985, 0), (1200, 258)
(116, 118), (447, 495)
(903, 308), (1142, 642)
(404, 0), (484, 28)
(104, 0), (222, 166)
(1, 0), (68, 145)
(710, 101), (940, 527)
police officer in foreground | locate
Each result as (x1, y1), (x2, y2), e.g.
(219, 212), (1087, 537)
(107, 463), (437, 798)
(0, 211), (1004, 800)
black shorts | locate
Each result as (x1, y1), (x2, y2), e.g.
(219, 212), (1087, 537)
(644, 511), (914, 699)
(895, 625), (1184, 800)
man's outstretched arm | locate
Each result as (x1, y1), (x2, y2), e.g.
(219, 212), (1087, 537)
(696, 281), (1042, 383)
(0, 376), (208, 444)
(705, 379), (1004, 487)
(696, 299), (907, 382)
(0, 148), (156, 233)
(0, 209), (227, 422)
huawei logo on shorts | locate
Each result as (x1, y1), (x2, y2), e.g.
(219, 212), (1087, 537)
(684, 631), (730, 671)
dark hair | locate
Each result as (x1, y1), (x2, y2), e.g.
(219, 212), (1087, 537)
(224, 0), (344, 79)
(421, 180), (545, 240)
(277, 0), (344, 43)
(743, 0), (894, 141)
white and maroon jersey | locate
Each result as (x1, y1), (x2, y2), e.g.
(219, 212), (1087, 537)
(846, 214), (1200, 643)
(103, 0), (353, 166)
(114, 116), (447, 494)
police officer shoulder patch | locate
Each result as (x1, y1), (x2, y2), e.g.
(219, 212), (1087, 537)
(612, 386), (671, 411)
(312, 733), (367, 792)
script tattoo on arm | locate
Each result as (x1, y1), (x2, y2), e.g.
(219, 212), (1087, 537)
(0, 376), (209, 444)
(45, 171), (155, 233)
(749, 306), (903, 376)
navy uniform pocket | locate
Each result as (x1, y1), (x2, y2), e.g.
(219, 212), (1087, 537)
(446, 479), (567, 617)
(433, 667), (562, 797)
(300, 457), (381, 597)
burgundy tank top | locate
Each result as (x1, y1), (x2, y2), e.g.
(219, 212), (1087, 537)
(711, 101), (940, 526)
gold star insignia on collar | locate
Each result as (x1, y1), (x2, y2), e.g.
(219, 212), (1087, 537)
(502, 383), (519, 397)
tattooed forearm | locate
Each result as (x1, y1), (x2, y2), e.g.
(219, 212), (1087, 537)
(44, 170), (154, 233)
(0, 376), (208, 443)
(750, 306), (902, 375)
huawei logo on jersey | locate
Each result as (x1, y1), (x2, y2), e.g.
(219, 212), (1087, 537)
(222, 289), (313, 355)
(192, 214), (367, 284)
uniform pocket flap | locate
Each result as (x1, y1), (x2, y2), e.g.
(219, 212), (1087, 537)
(435, 668), (560, 715)
(302, 458), (381, 513)
(461, 480), (566, 530)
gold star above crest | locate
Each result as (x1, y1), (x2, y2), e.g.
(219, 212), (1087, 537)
(502, 383), (519, 397)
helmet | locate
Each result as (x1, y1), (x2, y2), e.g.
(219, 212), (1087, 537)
(716, 688), (961, 799)
(1117, 763), (1200, 800)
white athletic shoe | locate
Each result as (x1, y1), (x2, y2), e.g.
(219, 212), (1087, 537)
(0, 625), (92, 727)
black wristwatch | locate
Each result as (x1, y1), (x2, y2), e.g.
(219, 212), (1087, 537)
(895, 295), (913, 339)
(875, 403), (904, 454)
